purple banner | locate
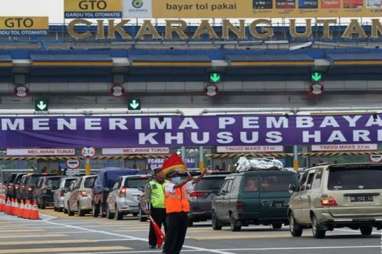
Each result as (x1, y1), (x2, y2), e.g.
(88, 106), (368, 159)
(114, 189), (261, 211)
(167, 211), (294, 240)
(0, 114), (382, 148)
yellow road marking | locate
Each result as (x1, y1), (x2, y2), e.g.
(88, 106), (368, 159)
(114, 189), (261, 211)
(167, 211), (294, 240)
(0, 246), (131, 254)
(0, 233), (67, 239)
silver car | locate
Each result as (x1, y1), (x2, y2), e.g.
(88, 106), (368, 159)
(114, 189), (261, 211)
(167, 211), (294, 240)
(67, 175), (97, 216)
(288, 163), (382, 238)
(63, 179), (78, 214)
(53, 177), (78, 212)
(106, 175), (149, 220)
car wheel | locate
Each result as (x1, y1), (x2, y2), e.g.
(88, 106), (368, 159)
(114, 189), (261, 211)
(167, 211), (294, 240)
(57, 207), (63, 212)
(229, 215), (241, 232)
(211, 211), (222, 230)
(360, 226), (373, 236)
(92, 204), (99, 217)
(68, 204), (74, 216)
(40, 199), (46, 209)
(272, 223), (282, 230)
(289, 213), (303, 237)
(78, 202), (85, 217)
(63, 208), (68, 214)
(132, 213), (138, 217)
(106, 205), (114, 219)
(311, 215), (325, 239)
(114, 205), (123, 220)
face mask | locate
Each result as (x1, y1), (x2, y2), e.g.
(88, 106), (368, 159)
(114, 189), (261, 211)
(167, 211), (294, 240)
(171, 176), (182, 185)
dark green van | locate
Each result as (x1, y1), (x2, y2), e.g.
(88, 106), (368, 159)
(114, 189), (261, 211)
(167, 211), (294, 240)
(211, 169), (298, 231)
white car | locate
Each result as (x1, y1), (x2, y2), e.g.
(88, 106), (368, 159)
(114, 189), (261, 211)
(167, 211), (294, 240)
(53, 177), (78, 212)
(106, 175), (149, 220)
(67, 175), (97, 216)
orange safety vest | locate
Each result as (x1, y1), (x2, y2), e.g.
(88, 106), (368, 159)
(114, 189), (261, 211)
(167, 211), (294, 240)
(164, 184), (190, 214)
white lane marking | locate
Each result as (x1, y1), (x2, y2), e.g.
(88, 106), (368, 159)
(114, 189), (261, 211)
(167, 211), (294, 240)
(42, 219), (236, 254)
(219, 245), (380, 251)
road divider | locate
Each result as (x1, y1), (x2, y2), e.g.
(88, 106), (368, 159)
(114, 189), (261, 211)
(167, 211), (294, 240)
(1, 197), (40, 220)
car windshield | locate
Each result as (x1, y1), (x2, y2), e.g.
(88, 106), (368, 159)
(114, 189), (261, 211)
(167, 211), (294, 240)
(84, 177), (97, 188)
(64, 179), (77, 188)
(123, 178), (147, 189)
(194, 177), (226, 191)
(47, 178), (61, 190)
(243, 174), (296, 192)
(328, 167), (382, 190)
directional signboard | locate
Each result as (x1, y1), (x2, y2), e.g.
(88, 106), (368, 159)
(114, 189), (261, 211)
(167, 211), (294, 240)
(311, 72), (322, 82)
(35, 97), (48, 112)
(128, 98), (141, 111)
(210, 73), (221, 83)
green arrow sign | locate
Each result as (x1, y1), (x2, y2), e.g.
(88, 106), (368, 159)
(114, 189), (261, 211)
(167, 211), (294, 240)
(35, 98), (48, 112)
(128, 98), (141, 111)
(210, 73), (221, 83)
(311, 72), (322, 82)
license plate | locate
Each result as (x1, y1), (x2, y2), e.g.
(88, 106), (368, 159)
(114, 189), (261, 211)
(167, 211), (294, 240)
(350, 195), (374, 202)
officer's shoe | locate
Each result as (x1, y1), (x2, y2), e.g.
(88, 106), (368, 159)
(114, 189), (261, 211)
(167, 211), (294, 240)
(149, 245), (156, 249)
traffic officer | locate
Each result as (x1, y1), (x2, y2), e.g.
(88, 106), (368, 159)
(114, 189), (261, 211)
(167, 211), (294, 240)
(143, 168), (166, 249)
(162, 170), (194, 254)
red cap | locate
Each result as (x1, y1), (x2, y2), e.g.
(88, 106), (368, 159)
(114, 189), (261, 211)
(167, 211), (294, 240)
(160, 153), (187, 177)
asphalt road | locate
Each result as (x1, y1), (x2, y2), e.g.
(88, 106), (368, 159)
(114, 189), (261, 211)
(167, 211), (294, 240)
(0, 209), (381, 254)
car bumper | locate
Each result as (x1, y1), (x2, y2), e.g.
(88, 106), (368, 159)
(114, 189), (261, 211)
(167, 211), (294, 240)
(56, 197), (65, 208)
(116, 199), (139, 213)
(79, 197), (92, 210)
(315, 208), (382, 228)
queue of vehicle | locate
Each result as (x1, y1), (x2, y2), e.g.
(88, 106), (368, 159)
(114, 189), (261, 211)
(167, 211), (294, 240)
(2, 158), (382, 239)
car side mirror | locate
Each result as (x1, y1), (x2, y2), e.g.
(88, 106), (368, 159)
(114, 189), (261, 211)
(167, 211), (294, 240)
(288, 184), (297, 193)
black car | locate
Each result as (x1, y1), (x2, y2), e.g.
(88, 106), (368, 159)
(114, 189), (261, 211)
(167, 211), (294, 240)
(5, 173), (17, 200)
(34, 175), (62, 209)
(188, 173), (229, 226)
(13, 174), (26, 202)
(21, 173), (56, 201)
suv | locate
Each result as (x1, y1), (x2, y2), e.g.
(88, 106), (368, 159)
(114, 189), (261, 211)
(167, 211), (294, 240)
(54, 177), (79, 212)
(212, 169), (297, 231)
(92, 168), (139, 217)
(5, 173), (17, 200)
(34, 176), (62, 209)
(7, 173), (25, 201)
(67, 175), (97, 216)
(288, 163), (382, 238)
(106, 175), (149, 220)
(189, 173), (229, 226)
(20, 173), (56, 201)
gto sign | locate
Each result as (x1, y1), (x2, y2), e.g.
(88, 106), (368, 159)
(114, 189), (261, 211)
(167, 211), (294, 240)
(64, 0), (122, 18)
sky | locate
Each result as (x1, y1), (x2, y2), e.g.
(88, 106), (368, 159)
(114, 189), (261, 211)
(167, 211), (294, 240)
(0, 0), (63, 23)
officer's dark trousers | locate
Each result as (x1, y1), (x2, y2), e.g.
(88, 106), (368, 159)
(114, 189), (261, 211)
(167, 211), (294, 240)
(163, 212), (188, 254)
(149, 207), (167, 247)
